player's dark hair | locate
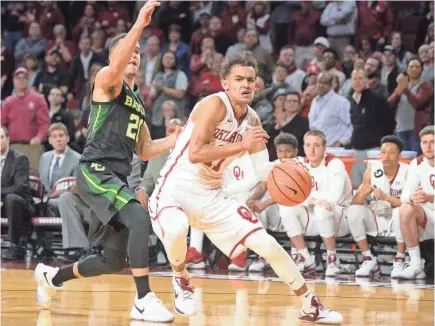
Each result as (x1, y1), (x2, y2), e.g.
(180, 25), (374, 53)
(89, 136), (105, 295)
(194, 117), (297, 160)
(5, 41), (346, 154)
(1, 126), (9, 138)
(420, 125), (434, 138)
(220, 50), (258, 79)
(109, 33), (128, 55)
(274, 132), (298, 149)
(381, 135), (404, 152)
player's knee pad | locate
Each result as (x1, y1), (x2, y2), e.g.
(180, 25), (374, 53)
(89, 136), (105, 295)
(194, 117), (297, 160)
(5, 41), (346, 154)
(313, 206), (335, 238)
(103, 248), (127, 273)
(346, 205), (367, 241)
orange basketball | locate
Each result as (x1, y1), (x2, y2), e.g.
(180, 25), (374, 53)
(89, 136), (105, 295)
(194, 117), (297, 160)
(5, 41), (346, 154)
(267, 161), (312, 206)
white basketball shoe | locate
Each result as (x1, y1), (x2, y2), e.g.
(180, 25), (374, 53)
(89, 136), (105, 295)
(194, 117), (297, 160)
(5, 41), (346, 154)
(299, 295), (343, 324)
(325, 254), (340, 277)
(355, 256), (380, 277)
(390, 256), (406, 278)
(173, 276), (197, 316)
(130, 293), (174, 322)
(34, 263), (63, 309)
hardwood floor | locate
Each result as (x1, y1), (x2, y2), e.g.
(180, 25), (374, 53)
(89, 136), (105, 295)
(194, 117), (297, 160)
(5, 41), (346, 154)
(1, 267), (434, 326)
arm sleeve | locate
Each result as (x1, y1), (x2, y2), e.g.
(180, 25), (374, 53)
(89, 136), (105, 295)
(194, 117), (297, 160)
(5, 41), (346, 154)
(400, 161), (420, 203)
(2, 155), (31, 196)
(249, 148), (278, 182)
(304, 159), (347, 205)
(308, 102), (318, 128)
(320, 4), (335, 26)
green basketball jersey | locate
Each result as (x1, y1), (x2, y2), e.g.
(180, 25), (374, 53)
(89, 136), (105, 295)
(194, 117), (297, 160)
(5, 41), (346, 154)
(80, 82), (146, 178)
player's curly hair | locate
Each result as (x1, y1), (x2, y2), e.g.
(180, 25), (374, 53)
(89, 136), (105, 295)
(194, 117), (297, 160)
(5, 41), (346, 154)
(220, 50), (258, 79)
(274, 133), (298, 149)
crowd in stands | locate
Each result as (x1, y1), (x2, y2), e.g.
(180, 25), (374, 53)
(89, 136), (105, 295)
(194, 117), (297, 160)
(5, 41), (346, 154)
(0, 1), (434, 275)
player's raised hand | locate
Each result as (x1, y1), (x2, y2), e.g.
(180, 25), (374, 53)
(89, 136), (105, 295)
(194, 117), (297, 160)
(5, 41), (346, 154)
(136, 0), (160, 29)
(241, 126), (269, 151)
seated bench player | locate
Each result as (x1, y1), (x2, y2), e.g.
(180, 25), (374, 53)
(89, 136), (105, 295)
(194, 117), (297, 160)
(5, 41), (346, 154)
(391, 126), (435, 279)
(246, 132), (300, 272)
(279, 129), (353, 277)
(347, 135), (408, 277)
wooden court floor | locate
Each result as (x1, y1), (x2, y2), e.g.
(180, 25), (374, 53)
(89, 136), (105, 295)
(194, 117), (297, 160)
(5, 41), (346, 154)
(1, 268), (434, 326)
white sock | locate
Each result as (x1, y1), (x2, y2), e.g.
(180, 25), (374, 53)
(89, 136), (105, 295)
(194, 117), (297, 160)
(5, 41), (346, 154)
(362, 250), (374, 258)
(189, 228), (204, 253)
(327, 250), (336, 257)
(407, 246), (421, 265)
(396, 252), (405, 258)
(300, 289), (314, 307)
(299, 247), (311, 260)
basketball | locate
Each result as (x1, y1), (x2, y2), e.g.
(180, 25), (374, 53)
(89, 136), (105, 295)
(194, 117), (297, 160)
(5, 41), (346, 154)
(267, 161), (312, 206)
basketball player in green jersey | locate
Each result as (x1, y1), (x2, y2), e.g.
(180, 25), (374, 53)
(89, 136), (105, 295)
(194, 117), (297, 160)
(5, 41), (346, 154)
(34, 1), (175, 322)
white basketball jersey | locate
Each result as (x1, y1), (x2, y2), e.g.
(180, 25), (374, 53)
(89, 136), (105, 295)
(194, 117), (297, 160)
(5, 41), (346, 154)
(304, 153), (353, 207)
(223, 153), (259, 202)
(158, 92), (259, 189)
(367, 161), (408, 217)
(402, 156), (435, 212)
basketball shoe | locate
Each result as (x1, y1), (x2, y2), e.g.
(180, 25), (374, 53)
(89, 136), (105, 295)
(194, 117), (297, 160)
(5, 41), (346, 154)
(228, 251), (247, 272)
(398, 262), (426, 280)
(130, 293), (174, 322)
(34, 263), (63, 309)
(355, 256), (380, 277)
(299, 295), (343, 324)
(173, 276), (197, 316)
(186, 247), (206, 269)
(390, 256), (406, 278)
(297, 254), (316, 274)
(248, 257), (269, 272)
(325, 254), (340, 277)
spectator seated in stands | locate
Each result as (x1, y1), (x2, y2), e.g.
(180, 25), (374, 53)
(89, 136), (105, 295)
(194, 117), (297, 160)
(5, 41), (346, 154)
(39, 123), (81, 216)
(34, 49), (68, 98)
(1, 126), (36, 260)
(279, 129), (353, 277)
(14, 22), (47, 67)
(309, 72), (352, 148)
(1, 67), (50, 170)
(277, 45), (306, 93)
(391, 126), (435, 280)
(347, 135), (408, 277)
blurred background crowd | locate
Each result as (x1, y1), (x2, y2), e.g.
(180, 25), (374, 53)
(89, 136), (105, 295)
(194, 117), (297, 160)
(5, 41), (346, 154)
(0, 1), (434, 262)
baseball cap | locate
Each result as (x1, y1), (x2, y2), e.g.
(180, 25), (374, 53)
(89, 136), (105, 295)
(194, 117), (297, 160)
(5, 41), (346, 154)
(313, 37), (330, 48)
(273, 88), (288, 101)
(13, 67), (29, 77)
(383, 45), (395, 53)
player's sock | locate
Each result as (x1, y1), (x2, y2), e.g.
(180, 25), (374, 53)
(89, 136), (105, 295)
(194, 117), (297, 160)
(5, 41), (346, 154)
(298, 248), (311, 260)
(327, 250), (336, 257)
(174, 267), (190, 280)
(397, 252), (406, 258)
(300, 289), (314, 307)
(52, 265), (75, 286)
(190, 228), (204, 253)
(407, 246), (421, 265)
(134, 275), (151, 299)
(362, 250), (374, 258)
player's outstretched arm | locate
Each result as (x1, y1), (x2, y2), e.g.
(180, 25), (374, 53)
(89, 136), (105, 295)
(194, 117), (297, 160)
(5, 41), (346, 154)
(95, 0), (160, 90)
(136, 123), (178, 161)
(189, 96), (268, 164)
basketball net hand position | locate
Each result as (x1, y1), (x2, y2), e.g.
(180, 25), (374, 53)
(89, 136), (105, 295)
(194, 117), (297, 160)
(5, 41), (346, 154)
(241, 126), (269, 151)
(136, 0), (161, 29)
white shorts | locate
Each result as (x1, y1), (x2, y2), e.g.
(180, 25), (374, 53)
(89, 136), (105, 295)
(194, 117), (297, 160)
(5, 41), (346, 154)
(347, 205), (396, 238)
(149, 181), (264, 259)
(279, 204), (349, 238)
(258, 204), (283, 232)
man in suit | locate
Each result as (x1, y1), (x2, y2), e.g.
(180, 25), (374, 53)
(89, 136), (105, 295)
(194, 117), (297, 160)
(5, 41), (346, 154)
(1, 126), (36, 260)
(39, 123), (81, 216)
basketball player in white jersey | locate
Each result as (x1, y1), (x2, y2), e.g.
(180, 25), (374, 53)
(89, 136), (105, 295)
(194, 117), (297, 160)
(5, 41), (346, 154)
(347, 136), (408, 277)
(280, 129), (353, 277)
(391, 125), (434, 279)
(185, 153), (260, 270)
(148, 51), (343, 324)
(247, 133), (299, 272)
